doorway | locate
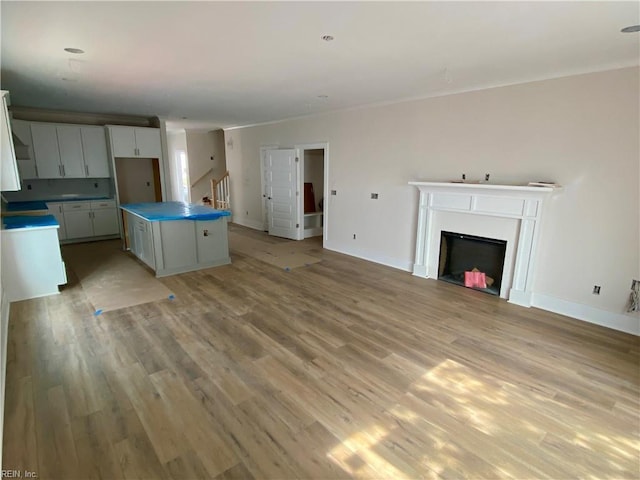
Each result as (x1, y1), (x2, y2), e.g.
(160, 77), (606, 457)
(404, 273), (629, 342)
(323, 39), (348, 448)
(261, 143), (328, 243)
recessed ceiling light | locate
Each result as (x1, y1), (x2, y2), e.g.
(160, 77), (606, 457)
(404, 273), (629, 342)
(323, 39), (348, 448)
(621, 25), (640, 33)
(321, 35), (334, 42)
(64, 47), (85, 54)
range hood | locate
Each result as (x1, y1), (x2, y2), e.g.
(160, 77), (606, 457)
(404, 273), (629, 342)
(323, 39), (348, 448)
(12, 131), (30, 160)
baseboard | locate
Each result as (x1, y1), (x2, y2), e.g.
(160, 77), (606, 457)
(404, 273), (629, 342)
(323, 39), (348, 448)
(231, 218), (265, 231)
(532, 293), (640, 336)
(323, 241), (413, 272)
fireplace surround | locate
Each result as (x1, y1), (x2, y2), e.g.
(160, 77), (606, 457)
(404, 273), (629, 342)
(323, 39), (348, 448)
(409, 181), (556, 307)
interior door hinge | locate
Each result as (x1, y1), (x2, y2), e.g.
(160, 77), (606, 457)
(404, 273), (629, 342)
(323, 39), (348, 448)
(295, 157), (299, 163)
(296, 223), (299, 228)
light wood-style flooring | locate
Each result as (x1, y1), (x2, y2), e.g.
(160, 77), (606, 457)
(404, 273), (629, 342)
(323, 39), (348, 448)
(3, 224), (639, 479)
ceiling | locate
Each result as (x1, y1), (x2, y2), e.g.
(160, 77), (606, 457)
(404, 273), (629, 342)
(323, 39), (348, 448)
(1, 1), (638, 131)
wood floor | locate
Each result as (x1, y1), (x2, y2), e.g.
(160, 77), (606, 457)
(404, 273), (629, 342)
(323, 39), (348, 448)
(3, 224), (639, 479)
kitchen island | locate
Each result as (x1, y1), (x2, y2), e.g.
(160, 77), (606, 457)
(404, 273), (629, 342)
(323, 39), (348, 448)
(120, 202), (231, 277)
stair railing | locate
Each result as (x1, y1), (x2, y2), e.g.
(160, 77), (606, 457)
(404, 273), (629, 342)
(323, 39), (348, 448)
(211, 171), (230, 210)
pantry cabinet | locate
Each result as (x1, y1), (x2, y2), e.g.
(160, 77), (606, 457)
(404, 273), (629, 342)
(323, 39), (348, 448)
(108, 126), (162, 158)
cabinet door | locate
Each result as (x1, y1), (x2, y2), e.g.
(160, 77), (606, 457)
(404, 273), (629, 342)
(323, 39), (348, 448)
(46, 203), (67, 240)
(81, 127), (110, 177)
(56, 126), (85, 178)
(64, 210), (93, 239)
(92, 208), (119, 236)
(0, 93), (20, 191)
(31, 123), (62, 178)
(11, 120), (37, 179)
(134, 128), (162, 158)
(109, 126), (136, 157)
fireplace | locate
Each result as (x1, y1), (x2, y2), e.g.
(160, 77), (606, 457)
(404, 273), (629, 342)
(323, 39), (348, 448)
(438, 231), (507, 296)
(409, 181), (557, 307)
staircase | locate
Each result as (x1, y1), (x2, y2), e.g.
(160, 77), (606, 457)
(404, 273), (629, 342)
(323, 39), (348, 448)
(211, 171), (230, 210)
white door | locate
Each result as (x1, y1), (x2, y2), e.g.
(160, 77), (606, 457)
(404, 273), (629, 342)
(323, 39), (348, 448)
(92, 209), (119, 236)
(64, 210), (93, 239)
(134, 128), (162, 158)
(265, 149), (298, 240)
(31, 123), (62, 178)
(56, 126), (86, 178)
(81, 127), (110, 177)
(109, 126), (137, 157)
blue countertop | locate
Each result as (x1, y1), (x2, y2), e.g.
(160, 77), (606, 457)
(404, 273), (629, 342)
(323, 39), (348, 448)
(3, 215), (59, 230)
(120, 202), (231, 222)
(4, 201), (49, 212)
(3, 197), (113, 213)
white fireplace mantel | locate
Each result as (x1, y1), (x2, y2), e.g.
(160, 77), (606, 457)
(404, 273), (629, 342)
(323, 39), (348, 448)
(409, 181), (558, 307)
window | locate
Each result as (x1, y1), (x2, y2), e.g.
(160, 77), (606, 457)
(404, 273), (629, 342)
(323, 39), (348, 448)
(174, 150), (190, 203)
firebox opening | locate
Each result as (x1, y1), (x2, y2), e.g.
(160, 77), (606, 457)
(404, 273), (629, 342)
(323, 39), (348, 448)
(438, 231), (507, 296)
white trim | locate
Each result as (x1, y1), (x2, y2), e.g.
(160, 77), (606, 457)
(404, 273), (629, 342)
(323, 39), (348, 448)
(294, 142), (329, 245)
(232, 217), (265, 231)
(410, 181), (557, 304)
(532, 293), (640, 336)
(324, 241), (413, 272)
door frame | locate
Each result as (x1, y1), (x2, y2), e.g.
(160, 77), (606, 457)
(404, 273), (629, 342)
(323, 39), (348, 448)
(294, 142), (329, 244)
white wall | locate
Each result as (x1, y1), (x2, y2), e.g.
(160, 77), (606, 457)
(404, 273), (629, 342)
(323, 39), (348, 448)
(114, 158), (157, 204)
(225, 67), (640, 333)
(166, 130), (188, 202)
(185, 130), (227, 202)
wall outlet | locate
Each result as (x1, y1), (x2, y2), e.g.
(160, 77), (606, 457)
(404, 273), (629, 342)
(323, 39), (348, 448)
(371, 193), (379, 199)
(593, 285), (601, 295)
(331, 190), (337, 196)
(26, 184), (32, 190)
(246, 211), (249, 215)
(353, 234), (356, 240)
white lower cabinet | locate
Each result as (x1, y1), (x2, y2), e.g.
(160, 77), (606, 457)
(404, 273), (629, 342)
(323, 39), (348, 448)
(47, 199), (119, 242)
(46, 203), (68, 240)
(128, 214), (155, 269)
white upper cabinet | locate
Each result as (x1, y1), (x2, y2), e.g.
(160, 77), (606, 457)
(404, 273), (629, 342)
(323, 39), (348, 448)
(109, 126), (161, 158)
(28, 121), (112, 179)
(11, 119), (37, 180)
(0, 91), (20, 191)
(31, 123), (63, 178)
(80, 126), (110, 177)
(56, 125), (85, 178)
(134, 128), (162, 158)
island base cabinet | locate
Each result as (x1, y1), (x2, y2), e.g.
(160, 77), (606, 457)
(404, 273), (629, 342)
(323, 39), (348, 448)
(196, 219), (229, 264)
(124, 211), (230, 277)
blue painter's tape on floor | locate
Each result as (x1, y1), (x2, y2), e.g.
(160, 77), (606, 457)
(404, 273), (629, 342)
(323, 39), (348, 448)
(168, 294), (175, 300)
(284, 267), (291, 271)
(94, 309), (103, 316)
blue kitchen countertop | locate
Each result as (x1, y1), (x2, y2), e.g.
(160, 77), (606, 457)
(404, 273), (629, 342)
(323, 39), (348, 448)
(4, 201), (49, 212)
(4, 197), (113, 212)
(120, 202), (231, 222)
(2, 215), (59, 230)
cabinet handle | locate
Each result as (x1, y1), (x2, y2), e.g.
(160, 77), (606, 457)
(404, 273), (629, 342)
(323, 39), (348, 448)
(62, 165), (66, 177)
(85, 165), (89, 176)
(58, 165), (62, 176)
(35, 165), (39, 177)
